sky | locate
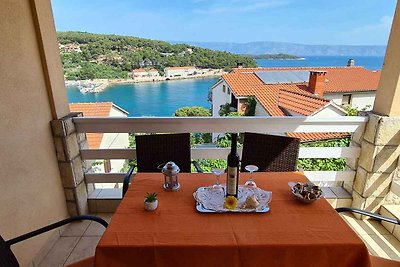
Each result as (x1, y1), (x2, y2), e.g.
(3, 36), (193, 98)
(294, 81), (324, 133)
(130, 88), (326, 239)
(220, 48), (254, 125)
(51, 0), (397, 45)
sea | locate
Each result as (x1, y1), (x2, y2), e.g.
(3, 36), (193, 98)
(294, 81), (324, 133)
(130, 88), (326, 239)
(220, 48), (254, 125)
(67, 56), (384, 117)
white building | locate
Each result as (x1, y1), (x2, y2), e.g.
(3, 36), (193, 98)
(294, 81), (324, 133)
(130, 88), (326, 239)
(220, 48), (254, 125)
(59, 43), (82, 53)
(165, 66), (198, 78)
(130, 68), (160, 80)
(69, 102), (129, 188)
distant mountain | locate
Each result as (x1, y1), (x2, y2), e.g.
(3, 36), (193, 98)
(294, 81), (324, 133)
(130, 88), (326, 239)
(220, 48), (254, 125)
(172, 41), (386, 56)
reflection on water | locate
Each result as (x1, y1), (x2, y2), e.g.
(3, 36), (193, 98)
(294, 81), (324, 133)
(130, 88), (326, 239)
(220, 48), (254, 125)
(67, 78), (217, 117)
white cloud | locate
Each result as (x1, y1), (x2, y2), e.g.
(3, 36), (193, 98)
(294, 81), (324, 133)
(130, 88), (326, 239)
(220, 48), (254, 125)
(346, 16), (393, 36)
(339, 15), (393, 45)
(194, 0), (289, 15)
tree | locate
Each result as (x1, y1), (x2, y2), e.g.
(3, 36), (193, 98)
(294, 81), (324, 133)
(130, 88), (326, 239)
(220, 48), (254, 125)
(173, 106), (211, 117)
(58, 31), (257, 80)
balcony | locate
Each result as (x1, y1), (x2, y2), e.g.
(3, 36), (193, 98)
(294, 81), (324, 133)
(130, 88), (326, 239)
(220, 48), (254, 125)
(38, 115), (400, 266)
(73, 116), (366, 210)
(3, 0), (400, 266)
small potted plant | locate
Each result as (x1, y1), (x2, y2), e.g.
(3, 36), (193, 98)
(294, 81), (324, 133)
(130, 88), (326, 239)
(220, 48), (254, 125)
(144, 192), (158, 211)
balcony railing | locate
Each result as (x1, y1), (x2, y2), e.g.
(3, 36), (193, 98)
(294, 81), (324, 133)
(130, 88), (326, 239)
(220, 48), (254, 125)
(73, 116), (367, 185)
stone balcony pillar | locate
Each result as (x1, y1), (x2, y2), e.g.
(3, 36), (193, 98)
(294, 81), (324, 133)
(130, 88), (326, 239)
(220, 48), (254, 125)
(350, 113), (400, 218)
(348, 2), (400, 218)
(51, 112), (91, 216)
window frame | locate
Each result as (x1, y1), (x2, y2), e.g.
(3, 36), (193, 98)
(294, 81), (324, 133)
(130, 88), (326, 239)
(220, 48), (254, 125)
(342, 94), (352, 105)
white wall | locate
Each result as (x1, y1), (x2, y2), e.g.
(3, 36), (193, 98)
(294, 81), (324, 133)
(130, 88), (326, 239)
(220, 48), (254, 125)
(1, 0), (69, 265)
(211, 80), (234, 140)
(96, 106), (129, 188)
(351, 93), (375, 111)
(313, 105), (346, 117)
(165, 68), (197, 77)
(133, 72), (148, 77)
(149, 71), (160, 77)
(212, 80), (232, 116)
(323, 94), (342, 105)
(324, 92), (376, 111)
(103, 107), (129, 172)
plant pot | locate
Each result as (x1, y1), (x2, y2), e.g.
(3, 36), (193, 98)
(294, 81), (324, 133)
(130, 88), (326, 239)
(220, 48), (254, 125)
(144, 199), (158, 211)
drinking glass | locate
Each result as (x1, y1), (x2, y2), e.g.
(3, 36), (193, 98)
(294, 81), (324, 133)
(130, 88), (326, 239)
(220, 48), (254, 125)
(244, 165), (259, 187)
(211, 168), (224, 190)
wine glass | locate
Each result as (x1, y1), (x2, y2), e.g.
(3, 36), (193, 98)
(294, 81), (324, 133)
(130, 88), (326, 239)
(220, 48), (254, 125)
(211, 168), (224, 190)
(244, 165), (259, 187)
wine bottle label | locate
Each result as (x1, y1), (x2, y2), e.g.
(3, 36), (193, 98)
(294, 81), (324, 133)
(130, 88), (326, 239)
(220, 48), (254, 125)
(227, 167), (238, 195)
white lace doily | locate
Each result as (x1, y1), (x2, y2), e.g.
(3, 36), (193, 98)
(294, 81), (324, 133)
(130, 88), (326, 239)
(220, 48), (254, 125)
(193, 185), (272, 212)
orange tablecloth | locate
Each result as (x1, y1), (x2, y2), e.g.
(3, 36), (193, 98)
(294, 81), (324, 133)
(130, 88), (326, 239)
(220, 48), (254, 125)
(95, 172), (371, 267)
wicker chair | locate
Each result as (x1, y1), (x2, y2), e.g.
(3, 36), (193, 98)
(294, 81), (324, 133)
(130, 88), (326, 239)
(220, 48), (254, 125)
(0, 215), (108, 267)
(122, 133), (203, 197)
(241, 132), (300, 172)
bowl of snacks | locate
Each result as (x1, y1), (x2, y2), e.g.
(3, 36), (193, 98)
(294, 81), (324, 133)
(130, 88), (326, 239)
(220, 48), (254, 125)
(288, 182), (322, 203)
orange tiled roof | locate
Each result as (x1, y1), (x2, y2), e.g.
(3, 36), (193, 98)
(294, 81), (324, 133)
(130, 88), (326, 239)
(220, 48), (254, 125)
(288, 132), (351, 142)
(232, 66), (380, 93)
(132, 68), (146, 73)
(69, 102), (113, 149)
(278, 90), (329, 116)
(223, 66), (380, 116)
(221, 66), (378, 141)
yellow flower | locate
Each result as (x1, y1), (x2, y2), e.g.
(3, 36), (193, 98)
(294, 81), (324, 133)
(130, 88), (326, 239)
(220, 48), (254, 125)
(224, 196), (238, 210)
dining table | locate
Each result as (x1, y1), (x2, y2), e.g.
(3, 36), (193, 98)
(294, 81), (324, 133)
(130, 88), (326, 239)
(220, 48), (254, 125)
(94, 172), (371, 267)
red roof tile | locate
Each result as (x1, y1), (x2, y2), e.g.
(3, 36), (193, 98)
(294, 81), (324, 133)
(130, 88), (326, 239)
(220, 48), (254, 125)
(132, 68), (146, 73)
(221, 66), (376, 142)
(278, 90), (329, 116)
(69, 102), (114, 149)
(223, 66), (380, 117)
(232, 66), (380, 92)
(288, 132), (351, 142)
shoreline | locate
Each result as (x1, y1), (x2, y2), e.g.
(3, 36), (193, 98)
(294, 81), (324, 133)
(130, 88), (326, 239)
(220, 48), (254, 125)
(66, 70), (225, 93)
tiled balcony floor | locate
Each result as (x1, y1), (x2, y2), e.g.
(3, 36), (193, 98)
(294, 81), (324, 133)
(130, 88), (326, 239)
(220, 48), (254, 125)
(38, 212), (400, 266)
(38, 213), (111, 267)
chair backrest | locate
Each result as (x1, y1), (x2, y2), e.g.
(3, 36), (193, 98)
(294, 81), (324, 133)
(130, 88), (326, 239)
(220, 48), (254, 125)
(0, 235), (19, 267)
(135, 133), (192, 172)
(241, 132), (300, 172)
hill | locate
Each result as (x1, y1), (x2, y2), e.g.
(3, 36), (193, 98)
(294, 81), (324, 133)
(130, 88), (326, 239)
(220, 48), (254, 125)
(174, 41), (386, 56)
(244, 53), (302, 60)
(57, 32), (256, 80)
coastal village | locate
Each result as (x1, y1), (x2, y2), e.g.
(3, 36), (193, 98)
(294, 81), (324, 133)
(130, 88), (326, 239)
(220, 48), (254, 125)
(69, 58), (382, 175)
(60, 42), (226, 93)
(65, 66), (224, 93)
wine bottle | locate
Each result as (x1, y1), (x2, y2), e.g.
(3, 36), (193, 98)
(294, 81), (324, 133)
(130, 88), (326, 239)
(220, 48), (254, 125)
(226, 133), (239, 198)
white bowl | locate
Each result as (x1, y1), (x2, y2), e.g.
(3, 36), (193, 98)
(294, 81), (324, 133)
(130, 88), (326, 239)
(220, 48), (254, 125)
(288, 182), (322, 204)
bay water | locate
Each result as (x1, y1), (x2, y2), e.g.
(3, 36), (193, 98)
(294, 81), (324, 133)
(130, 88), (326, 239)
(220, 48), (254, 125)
(67, 56), (384, 116)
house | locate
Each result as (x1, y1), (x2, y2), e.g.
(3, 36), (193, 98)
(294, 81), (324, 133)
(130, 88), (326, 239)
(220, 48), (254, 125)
(130, 68), (148, 78)
(69, 102), (129, 182)
(210, 65), (380, 141)
(165, 66), (198, 78)
(59, 43), (82, 53)
(148, 68), (160, 78)
(211, 65), (380, 117)
(130, 68), (160, 80)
